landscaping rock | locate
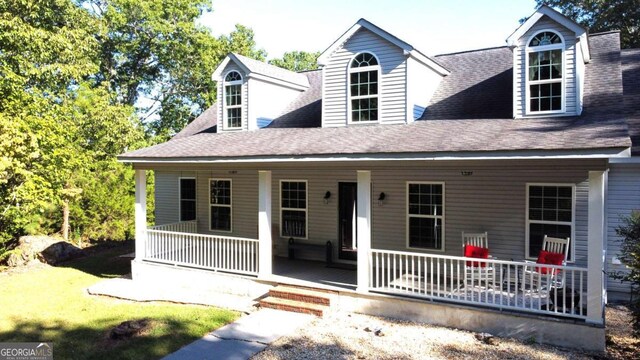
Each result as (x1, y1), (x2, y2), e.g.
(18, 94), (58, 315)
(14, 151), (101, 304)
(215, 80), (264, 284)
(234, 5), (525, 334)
(1, 235), (83, 267)
(475, 332), (499, 345)
(109, 319), (151, 340)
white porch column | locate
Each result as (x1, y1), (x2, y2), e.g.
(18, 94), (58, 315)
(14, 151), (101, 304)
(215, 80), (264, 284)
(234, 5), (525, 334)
(258, 170), (273, 278)
(356, 170), (372, 293)
(587, 170), (606, 324)
(134, 169), (147, 261)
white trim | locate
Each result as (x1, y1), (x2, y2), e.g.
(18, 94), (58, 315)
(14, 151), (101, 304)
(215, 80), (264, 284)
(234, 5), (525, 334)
(525, 183), (576, 262)
(178, 177), (196, 222)
(512, 46), (518, 119)
(524, 30), (566, 116)
(279, 179), (308, 240)
(405, 181), (446, 252)
(506, 5), (586, 47)
(258, 170), (273, 278)
(119, 147), (631, 165)
(208, 178), (233, 233)
(347, 52), (381, 124)
(356, 170), (371, 293)
(317, 19), (449, 76)
(245, 72), (308, 91)
(405, 49), (450, 76)
(134, 170), (147, 261)
(222, 70), (244, 131)
(212, 56), (251, 80)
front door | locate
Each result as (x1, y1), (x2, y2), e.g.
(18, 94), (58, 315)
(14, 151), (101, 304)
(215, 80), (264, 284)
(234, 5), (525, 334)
(338, 182), (357, 261)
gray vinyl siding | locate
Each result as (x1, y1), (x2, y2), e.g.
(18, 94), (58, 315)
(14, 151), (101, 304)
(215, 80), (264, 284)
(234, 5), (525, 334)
(153, 159), (605, 268)
(322, 28), (407, 127)
(370, 161), (594, 268)
(514, 16), (578, 118)
(217, 62), (248, 132)
(154, 171), (195, 225)
(195, 170), (258, 239)
(606, 164), (638, 295)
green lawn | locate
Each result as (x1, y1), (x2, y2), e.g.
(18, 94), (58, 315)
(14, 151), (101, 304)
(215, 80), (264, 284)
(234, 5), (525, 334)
(0, 243), (239, 360)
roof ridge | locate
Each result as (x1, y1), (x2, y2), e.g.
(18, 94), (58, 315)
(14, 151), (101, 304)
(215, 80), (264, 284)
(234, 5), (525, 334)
(435, 46), (510, 57)
(588, 30), (621, 37)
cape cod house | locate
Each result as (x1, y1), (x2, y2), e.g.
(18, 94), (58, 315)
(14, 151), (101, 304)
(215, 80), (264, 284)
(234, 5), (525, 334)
(118, 6), (640, 351)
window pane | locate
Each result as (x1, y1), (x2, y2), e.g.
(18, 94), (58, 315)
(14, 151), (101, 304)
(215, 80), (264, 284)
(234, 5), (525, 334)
(180, 200), (196, 221)
(409, 217), (442, 249)
(180, 179), (196, 200)
(210, 180), (231, 205)
(529, 223), (571, 259)
(282, 210), (306, 237)
(210, 206), (231, 231)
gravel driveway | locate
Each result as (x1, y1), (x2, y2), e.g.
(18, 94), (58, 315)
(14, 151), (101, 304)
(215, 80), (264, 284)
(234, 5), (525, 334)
(251, 310), (596, 360)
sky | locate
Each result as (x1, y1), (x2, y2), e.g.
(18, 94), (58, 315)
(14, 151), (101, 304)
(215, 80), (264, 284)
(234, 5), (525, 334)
(200, 0), (541, 59)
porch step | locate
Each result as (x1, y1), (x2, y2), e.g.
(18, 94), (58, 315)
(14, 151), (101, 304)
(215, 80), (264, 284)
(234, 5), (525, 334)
(259, 296), (328, 317)
(268, 285), (333, 306)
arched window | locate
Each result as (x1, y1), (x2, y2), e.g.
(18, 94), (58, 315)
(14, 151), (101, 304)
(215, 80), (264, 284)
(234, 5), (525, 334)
(224, 71), (243, 128)
(349, 52), (379, 122)
(526, 31), (564, 113)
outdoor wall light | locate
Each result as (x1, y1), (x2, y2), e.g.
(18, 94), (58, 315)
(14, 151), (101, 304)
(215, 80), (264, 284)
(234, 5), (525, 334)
(461, 171), (473, 176)
(378, 192), (386, 206)
(323, 191), (331, 204)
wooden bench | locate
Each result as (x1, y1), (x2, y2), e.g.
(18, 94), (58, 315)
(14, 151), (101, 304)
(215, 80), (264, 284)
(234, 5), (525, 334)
(287, 238), (333, 264)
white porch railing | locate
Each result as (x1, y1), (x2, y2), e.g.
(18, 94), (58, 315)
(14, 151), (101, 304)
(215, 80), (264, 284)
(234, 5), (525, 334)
(150, 220), (198, 233)
(145, 228), (259, 276)
(369, 249), (588, 320)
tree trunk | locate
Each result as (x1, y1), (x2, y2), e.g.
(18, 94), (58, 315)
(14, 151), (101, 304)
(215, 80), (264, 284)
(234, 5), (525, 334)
(62, 199), (69, 241)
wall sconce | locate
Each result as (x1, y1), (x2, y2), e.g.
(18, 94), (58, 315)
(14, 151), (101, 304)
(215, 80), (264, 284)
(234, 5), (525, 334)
(461, 171), (473, 176)
(378, 192), (386, 206)
(323, 191), (331, 204)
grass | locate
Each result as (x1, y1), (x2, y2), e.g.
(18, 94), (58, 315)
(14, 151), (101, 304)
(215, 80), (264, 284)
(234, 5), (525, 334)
(0, 243), (239, 360)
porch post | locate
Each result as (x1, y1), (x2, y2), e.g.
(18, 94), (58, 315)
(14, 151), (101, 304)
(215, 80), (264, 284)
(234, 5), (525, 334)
(587, 170), (606, 324)
(134, 169), (147, 261)
(258, 170), (272, 278)
(356, 170), (371, 293)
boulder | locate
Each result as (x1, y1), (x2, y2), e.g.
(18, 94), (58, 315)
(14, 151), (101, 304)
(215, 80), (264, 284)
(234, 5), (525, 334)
(1, 235), (83, 267)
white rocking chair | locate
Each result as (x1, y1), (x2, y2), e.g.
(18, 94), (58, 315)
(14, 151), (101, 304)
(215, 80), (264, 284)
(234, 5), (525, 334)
(462, 232), (496, 287)
(521, 235), (570, 292)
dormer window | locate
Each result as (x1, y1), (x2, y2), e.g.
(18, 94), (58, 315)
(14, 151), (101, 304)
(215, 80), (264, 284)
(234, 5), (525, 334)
(224, 71), (243, 129)
(526, 31), (564, 114)
(349, 52), (380, 122)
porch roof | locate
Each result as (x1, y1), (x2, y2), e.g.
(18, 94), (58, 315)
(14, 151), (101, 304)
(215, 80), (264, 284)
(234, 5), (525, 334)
(119, 115), (630, 162)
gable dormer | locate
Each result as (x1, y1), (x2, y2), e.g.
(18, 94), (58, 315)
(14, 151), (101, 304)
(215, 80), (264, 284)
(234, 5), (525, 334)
(212, 53), (309, 132)
(318, 19), (449, 128)
(507, 5), (590, 119)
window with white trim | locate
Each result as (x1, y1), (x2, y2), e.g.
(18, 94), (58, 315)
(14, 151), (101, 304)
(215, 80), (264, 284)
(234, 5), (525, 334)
(281, 180), (307, 238)
(526, 184), (573, 260)
(349, 52), (379, 122)
(407, 183), (444, 250)
(209, 179), (231, 231)
(223, 71), (242, 129)
(526, 31), (564, 113)
(179, 178), (196, 221)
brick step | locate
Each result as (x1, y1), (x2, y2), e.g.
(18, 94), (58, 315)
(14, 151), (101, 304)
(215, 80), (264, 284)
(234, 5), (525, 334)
(268, 285), (333, 306)
(259, 296), (328, 317)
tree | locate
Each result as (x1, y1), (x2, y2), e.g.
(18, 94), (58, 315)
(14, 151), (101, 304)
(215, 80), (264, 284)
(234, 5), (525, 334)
(536, 0), (640, 49)
(268, 51), (320, 72)
(614, 212), (640, 336)
(0, 0), (144, 251)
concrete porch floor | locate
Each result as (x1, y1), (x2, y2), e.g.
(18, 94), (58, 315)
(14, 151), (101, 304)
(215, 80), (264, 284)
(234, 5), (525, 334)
(270, 256), (357, 291)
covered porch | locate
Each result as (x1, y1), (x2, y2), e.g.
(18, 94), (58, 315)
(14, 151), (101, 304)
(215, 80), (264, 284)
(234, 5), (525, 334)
(132, 163), (607, 324)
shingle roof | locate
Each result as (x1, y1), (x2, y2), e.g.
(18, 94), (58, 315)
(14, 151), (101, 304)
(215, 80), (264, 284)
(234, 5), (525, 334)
(232, 53), (309, 88)
(267, 70), (322, 128)
(172, 104), (217, 140)
(622, 48), (640, 155)
(120, 32), (635, 162)
(421, 46), (513, 120)
(122, 115), (629, 160)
